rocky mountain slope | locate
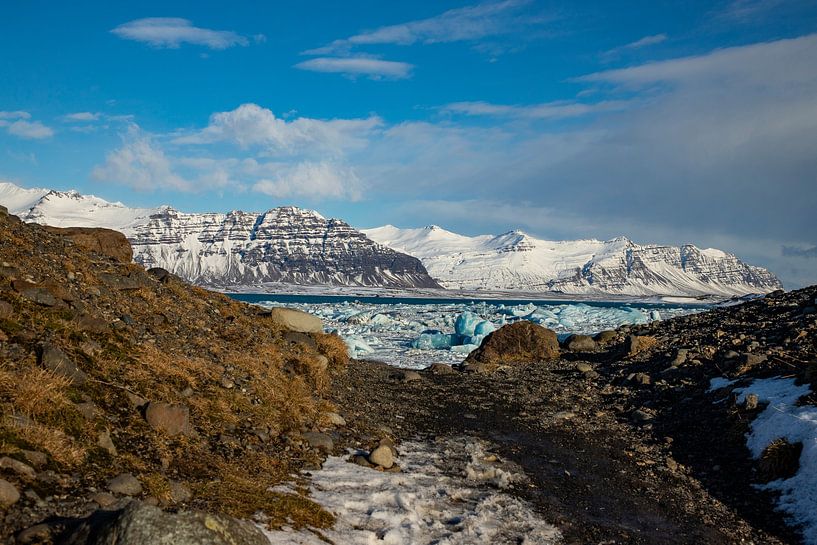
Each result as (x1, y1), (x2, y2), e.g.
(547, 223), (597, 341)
(0, 204), (349, 542)
(364, 224), (782, 297)
(0, 182), (440, 290)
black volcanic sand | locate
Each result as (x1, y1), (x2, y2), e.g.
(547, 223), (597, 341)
(331, 286), (817, 545)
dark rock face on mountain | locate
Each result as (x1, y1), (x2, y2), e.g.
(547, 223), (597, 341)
(127, 207), (441, 289)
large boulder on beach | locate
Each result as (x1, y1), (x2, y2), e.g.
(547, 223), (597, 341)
(463, 321), (560, 369)
(266, 308), (323, 333)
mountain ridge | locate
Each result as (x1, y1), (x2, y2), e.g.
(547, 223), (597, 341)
(363, 224), (782, 297)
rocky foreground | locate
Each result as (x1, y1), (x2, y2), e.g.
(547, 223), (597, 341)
(331, 286), (817, 544)
(1, 198), (815, 544)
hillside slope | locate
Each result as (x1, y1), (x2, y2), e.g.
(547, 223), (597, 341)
(0, 204), (348, 541)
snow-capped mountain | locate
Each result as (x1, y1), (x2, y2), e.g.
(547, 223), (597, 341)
(0, 182), (439, 289)
(363, 225), (782, 297)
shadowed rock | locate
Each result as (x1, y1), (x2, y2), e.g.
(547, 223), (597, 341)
(464, 321), (559, 370)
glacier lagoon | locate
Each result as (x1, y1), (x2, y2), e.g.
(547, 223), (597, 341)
(232, 294), (709, 369)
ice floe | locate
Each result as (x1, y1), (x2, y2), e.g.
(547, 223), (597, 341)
(253, 298), (706, 368)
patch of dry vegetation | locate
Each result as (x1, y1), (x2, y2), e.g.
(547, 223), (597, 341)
(0, 212), (347, 530)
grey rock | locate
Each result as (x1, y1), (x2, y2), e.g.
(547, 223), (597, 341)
(37, 343), (88, 385)
(397, 370), (422, 382)
(564, 334), (596, 352)
(368, 445), (395, 469)
(20, 286), (60, 307)
(0, 478), (20, 507)
(97, 430), (117, 456)
(593, 330), (618, 344)
(267, 308), (323, 333)
(302, 431), (333, 452)
(20, 450), (48, 468)
(428, 363), (454, 375)
(575, 362), (594, 373)
(169, 481), (192, 503)
(0, 456), (36, 479)
(325, 412), (346, 427)
(107, 473), (142, 496)
(90, 492), (118, 508)
(56, 500), (268, 545)
(16, 523), (53, 544)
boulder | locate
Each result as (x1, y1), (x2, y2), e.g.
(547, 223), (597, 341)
(107, 473), (142, 496)
(463, 321), (559, 369)
(563, 334), (596, 352)
(44, 226), (133, 264)
(37, 343), (88, 385)
(144, 402), (190, 436)
(428, 363), (454, 375)
(593, 330), (618, 345)
(302, 431), (333, 452)
(368, 445), (395, 469)
(0, 478), (20, 507)
(266, 308), (323, 333)
(55, 500), (268, 545)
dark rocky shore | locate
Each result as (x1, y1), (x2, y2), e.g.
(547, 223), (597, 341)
(331, 286), (817, 545)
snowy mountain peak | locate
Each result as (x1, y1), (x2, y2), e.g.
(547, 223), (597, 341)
(0, 181), (439, 290)
(364, 224), (782, 297)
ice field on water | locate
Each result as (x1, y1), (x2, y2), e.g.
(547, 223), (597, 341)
(233, 294), (708, 368)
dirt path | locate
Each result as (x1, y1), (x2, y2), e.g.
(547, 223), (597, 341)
(332, 358), (796, 544)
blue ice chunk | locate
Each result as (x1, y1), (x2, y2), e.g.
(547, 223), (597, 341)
(474, 320), (495, 336)
(455, 311), (482, 336)
(412, 332), (457, 350)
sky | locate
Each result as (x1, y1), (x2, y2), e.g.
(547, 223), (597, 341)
(1, 0), (816, 288)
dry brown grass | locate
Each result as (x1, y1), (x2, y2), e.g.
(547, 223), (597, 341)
(4, 419), (87, 466)
(0, 364), (73, 418)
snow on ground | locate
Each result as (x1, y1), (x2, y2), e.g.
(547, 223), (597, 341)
(253, 298), (705, 368)
(732, 378), (817, 544)
(262, 436), (561, 545)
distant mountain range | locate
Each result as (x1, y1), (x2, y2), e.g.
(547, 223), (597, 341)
(0, 182), (439, 289)
(364, 225), (782, 297)
(0, 181), (781, 296)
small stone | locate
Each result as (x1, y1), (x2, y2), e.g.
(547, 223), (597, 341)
(368, 445), (395, 469)
(632, 372), (652, 385)
(16, 523), (53, 544)
(37, 343), (87, 385)
(90, 491), (118, 508)
(575, 362), (594, 373)
(0, 478), (20, 507)
(631, 409), (653, 423)
(144, 402), (190, 436)
(302, 431), (333, 453)
(20, 450), (47, 469)
(462, 361), (490, 374)
(666, 458), (679, 471)
(75, 401), (98, 420)
(169, 481), (192, 503)
(326, 412), (346, 427)
(107, 473), (142, 496)
(398, 370), (421, 382)
(428, 363), (454, 375)
(97, 430), (117, 456)
(564, 334), (596, 352)
(0, 456), (35, 479)
(670, 349), (689, 366)
(220, 376), (235, 389)
(352, 454), (373, 468)
(126, 392), (148, 409)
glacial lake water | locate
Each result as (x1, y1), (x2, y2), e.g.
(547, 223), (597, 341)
(230, 293), (710, 368)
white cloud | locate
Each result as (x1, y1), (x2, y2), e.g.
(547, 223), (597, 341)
(305, 0), (537, 55)
(173, 103), (382, 155)
(601, 34), (667, 60)
(92, 129), (191, 191)
(111, 18), (250, 50)
(253, 162), (362, 200)
(6, 120), (54, 139)
(295, 57), (413, 79)
(443, 99), (630, 119)
(0, 111), (30, 120)
(62, 112), (101, 122)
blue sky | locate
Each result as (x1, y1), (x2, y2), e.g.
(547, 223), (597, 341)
(1, 0), (816, 287)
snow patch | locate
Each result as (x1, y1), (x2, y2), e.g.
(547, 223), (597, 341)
(732, 377), (817, 544)
(262, 437), (560, 545)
